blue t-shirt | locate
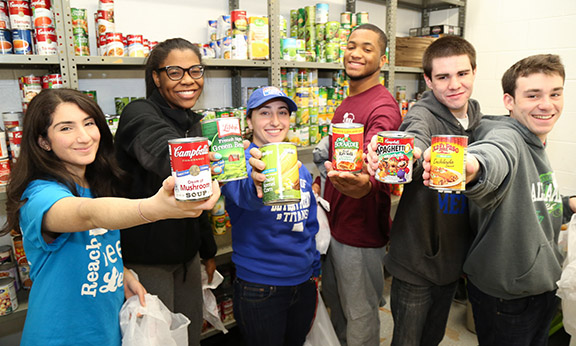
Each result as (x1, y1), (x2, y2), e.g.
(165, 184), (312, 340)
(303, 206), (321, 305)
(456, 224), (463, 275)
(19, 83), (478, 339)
(19, 179), (125, 346)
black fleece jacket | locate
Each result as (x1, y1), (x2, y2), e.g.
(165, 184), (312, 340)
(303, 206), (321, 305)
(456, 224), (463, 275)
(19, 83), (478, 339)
(114, 89), (216, 264)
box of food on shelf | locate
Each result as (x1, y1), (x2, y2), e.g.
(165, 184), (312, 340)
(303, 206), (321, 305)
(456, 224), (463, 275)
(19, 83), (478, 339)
(395, 36), (437, 68)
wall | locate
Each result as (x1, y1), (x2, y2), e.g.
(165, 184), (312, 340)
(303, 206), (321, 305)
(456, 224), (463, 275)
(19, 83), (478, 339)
(465, 0), (576, 196)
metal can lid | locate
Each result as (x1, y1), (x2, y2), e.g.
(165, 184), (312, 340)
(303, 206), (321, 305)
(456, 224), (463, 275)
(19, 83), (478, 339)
(378, 130), (413, 139)
(168, 136), (208, 144)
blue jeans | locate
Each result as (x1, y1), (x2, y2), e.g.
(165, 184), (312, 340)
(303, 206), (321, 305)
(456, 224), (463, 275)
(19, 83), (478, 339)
(233, 277), (318, 346)
(390, 277), (458, 346)
(467, 281), (559, 346)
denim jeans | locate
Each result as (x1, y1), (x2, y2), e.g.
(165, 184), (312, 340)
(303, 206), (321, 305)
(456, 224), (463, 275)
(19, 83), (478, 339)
(390, 277), (458, 346)
(467, 281), (559, 346)
(233, 277), (318, 346)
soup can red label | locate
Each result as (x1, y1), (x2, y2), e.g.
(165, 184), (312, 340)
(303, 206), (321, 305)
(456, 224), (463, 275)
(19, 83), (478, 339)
(375, 131), (414, 184)
(105, 32), (123, 56)
(41, 73), (63, 88)
(0, 1), (10, 30)
(332, 123), (364, 173)
(0, 158), (10, 186)
(430, 135), (468, 192)
(168, 137), (213, 201)
(8, 0), (31, 29)
(30, 0), (53, 28)
(34, 26), (57, 55)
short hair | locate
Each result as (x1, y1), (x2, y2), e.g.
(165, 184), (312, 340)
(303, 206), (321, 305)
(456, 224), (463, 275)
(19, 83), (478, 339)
(422, 36), (476, 79)
(501, 54), (565, 97)
(145, 38), (202, 98)
(351, 23), (388, 57)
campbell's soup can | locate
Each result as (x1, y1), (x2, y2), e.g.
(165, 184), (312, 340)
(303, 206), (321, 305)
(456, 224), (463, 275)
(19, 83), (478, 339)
(96, 9), (114, 36)
(0, 158), (10, 186)
(0, 28), (11, 53)
(30, 0), (53, 28)
(260, 142), (301, 206)
(0, 277), (18, 315)
(8, 126), (22, 160)
(0, 131), (7, 158)
(41, 73), (62, 88)
(34, 25), (57, 55)
(168, 137), (213, 201)
(19, 75), (42, 108)
(12, 28), (33, 54)
(0, 1), (10, 30)
(332, 123), (364, 173)
(8, 0), (31, 29)
(126, 34), (144, 57)
(201, 117), (247, 182)
(105, 32), (124, 56)
(2, 111), (22, 129)
(375, 131), (414, 184)
(98, 0), (114, 11)
(98, 33), (106, 56)
(430, 135), (468, 192)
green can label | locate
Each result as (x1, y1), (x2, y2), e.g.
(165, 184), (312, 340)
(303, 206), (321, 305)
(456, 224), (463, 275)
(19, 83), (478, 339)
(202, 117), (247, 182)
(261, 142), (301, 205)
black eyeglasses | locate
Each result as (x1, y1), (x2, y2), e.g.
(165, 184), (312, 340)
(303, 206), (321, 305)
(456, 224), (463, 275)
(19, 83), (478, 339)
(157, 65), (205, 81)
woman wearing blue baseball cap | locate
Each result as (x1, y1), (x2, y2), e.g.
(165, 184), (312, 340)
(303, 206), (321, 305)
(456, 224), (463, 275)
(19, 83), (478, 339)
(221, 86), (320, 346)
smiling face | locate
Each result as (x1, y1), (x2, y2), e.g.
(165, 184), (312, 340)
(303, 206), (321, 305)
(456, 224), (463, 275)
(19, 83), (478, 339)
(424, 54), (476, 119)
(344, 29), (385, 81)
(247, 99), (291, 147)
(504, 72), (564, 143)
(38, 102), (101, 179)
(152, 49), (204, 109)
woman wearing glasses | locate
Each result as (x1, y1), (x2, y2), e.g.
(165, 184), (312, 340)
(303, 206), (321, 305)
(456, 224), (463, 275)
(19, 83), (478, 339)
(114, 38), (215, 346)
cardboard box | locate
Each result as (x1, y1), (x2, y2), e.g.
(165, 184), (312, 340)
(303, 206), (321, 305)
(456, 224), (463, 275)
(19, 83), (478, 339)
(395, 36), (437, 68)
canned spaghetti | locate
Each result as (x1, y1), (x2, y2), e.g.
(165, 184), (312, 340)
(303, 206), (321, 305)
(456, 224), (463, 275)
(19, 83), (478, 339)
(375, 131), (414, 184)
(430, 135), (467, 192)
(168, 137), (212, 201)
(201, 117), (247, 182)
(260, 142), (300, 205)
(332, 123), (364, 173)
(0, 277), (18, 316)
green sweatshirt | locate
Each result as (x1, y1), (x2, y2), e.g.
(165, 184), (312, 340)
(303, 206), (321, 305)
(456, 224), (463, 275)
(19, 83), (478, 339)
(464, 115), (573, 299)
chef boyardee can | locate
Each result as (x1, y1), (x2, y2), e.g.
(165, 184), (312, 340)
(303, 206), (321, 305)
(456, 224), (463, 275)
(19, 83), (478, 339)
(168, 137), (213, 201)
(375, 131), (414, 184)
(201, 117), (247, 182)
(260, 142), (300, 205)
(430, 135), (467, 192)
(332, 123), (364, 173)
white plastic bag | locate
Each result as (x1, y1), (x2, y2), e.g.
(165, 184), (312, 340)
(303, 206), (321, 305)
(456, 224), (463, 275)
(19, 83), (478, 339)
(304, 294), (340, 346)
(119, 294), (190, 346)
(557, 214), (576, 345)
(315, 194), (331, 255)
(201, 264), (228, 334)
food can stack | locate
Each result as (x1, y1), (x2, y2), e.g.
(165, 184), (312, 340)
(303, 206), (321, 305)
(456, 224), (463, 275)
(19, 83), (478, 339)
(1, 0), (57, 55)
(71, 7), (89, 56)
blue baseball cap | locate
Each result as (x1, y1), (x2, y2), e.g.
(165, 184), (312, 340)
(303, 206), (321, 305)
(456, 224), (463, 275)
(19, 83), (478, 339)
(246, 86), (298, 116)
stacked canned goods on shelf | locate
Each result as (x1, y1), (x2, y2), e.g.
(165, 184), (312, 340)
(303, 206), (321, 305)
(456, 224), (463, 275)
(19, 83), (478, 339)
(282, 68), (347, 146)
(203, 9), (269, 60)
(282, 3), (372, 63)
(71, 0), (158, 57)
(19, 72), (62, 111)
(0, 111), (22, 189)
(0, 0), (58, 55)
(0, 231), (31, 316)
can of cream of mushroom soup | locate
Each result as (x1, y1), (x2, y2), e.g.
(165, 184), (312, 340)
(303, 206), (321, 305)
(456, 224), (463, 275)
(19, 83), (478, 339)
(168, 137), (213, 201)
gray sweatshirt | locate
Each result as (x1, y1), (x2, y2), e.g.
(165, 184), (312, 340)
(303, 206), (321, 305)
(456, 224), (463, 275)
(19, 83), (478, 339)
(464, 115), (573, 299)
